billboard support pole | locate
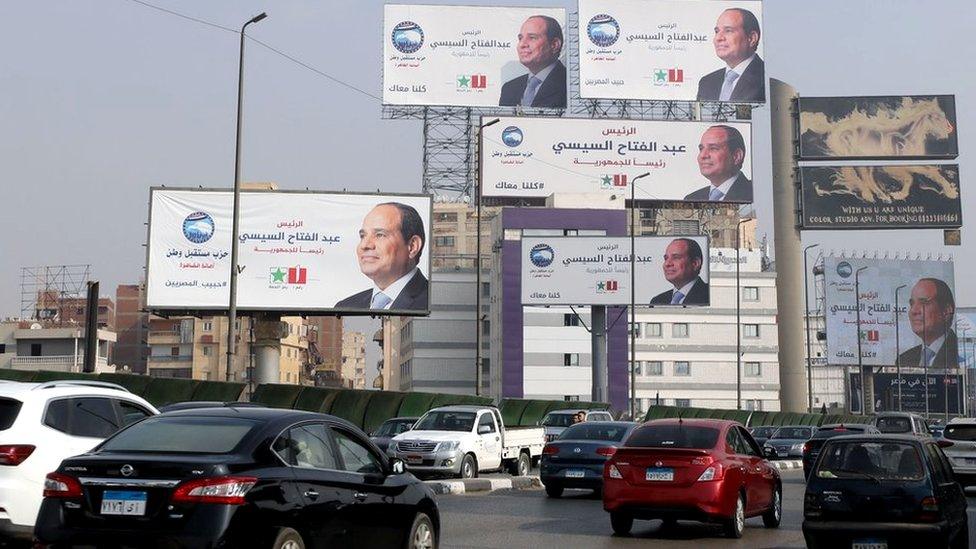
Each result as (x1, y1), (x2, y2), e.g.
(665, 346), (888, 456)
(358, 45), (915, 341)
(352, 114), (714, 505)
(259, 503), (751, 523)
(855, 266), (871, 415)
(895, 284), (907, 412)
(769, 79), (808, 413)
(945, 321), (950, 420)
(252, 313), (282, 386)
(629, 172), (651, 420)
(736, 218), (751, 410)
(592, 305), (608, 404)
(476, 118), (500, 397)
(803, 245), (819, 413)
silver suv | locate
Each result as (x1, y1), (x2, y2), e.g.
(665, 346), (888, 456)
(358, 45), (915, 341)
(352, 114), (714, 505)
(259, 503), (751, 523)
(871, 412), (932, 437)
(940, 417), (976, 487)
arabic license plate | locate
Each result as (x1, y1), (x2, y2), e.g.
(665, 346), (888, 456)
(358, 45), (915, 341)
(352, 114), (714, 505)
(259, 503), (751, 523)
(100, 490), (147, 516)
(852, 540), (886, 549)
(778, 450), (789, 457)
(645, 467), (673, 481)
(406, 455), (423, 464)
(565, 469), (585, 478)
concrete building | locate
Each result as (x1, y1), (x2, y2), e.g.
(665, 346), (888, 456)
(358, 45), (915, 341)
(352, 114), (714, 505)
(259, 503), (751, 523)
(0, 320), (116, 373)
(342, 331), (367, 389)
(33, 291), (115, 331)
(114, 284), (148, 373)
(307, 317), (343, 387)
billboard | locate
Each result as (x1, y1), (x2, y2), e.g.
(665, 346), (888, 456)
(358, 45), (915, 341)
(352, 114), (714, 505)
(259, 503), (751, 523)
(849, 373), (962, 415)
(483, 117), (753, 202)
(800, 165), (962, 230)
(824, 257), (955, 366)
(146, 189), (432, 316)
(798, 95), (958, 160)
(521, 236), (710, 306)
(578, 0), (764, 102)
(383, 5), (567, 108)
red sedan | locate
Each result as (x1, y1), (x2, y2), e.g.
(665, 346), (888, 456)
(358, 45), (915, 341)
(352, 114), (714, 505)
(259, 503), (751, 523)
(602, 418), (781, 538)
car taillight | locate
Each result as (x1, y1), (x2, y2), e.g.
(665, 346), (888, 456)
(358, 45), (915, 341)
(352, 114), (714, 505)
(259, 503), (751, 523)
(596, 447), (616, 457)
(171, 476), (257, 505)
(542, 445), (559, 455)
(802, 441), (812, 455)
(937, 439), (954, 448)
(696, 463), (724, 482)
(0, 445), (35, 466)
(607, 464), (622, 479)
(691, 455), (714, 466)
(43, 472), (83, 498)
(918, 496), (940, 522)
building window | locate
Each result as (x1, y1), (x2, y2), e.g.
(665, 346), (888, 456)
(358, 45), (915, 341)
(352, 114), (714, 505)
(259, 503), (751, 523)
(645, 323), (662, 338)
(672, 323), (689, 338)
(0, 344), (5, 353)
(743, 287), (759, 301)
(31, 343), (42, 357)
(630, 323), (641, 338)
(435, 212), (458, 223)
(170, 347), (179, 357)
(647, 361), (663, 376)
(744, 324), (760, 338)
(434, 236), (455, 247)
(564, 353), (580, 366)
(632, 362), (642, 376)
(563, 229), (578, 236)
(745, 362), (761, 377)
(481, 282), (490, 298)
(564, 395), (580, 402)
(675, 398), (691, 407)
(202, 346), (212, 357)
(203, 321), (213, 332)
(564, 314), (580, 327)
(674, 362), (691, 376)
(672, 220), (700, 235)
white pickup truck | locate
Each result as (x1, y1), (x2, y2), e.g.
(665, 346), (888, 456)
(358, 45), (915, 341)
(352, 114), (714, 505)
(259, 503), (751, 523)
(389, 405), (545, 478)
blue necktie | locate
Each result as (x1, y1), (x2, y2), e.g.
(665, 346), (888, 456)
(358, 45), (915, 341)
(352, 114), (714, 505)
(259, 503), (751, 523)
(521, 76), (542, 107)
(371, 292), (392, 310)
(719, 70), (739, 101)
(709, 187), (725, 201)
(670, 291), (685, 305)
(922, 346), (936, 367)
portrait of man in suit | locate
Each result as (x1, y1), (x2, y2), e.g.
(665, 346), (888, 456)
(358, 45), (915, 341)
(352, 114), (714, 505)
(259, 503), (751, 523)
(499, 15), (567, 109)
(334, 202), (429, 312)
(650, 238), (709, 306)
(897, 278), (957, 369)
(684, 125), (753, 202)
(696, 8), (765, 103)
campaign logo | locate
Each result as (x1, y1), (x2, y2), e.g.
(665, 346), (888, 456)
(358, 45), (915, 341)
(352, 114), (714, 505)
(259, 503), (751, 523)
(270, 266), (307, 285)
(836, 261), (853, 278)
(599, 174), (628, 189)
(182, 212), (215, 244)
(458, 74), (487, 89)
(865, 330), (880, 342)
(653, 68), (684, 85)
(529, 244), (555, 268)
(587, 15), (620, 47)
(501, 126), (523, 147)
(391, 21), (424, 54)
(596, 280), (619, 293)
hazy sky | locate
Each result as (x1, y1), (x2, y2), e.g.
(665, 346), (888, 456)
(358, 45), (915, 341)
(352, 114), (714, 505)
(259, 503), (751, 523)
(2, 1), (972, 368)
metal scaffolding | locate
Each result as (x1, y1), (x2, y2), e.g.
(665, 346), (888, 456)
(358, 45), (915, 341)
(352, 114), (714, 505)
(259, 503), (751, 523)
(20, 265), (92, 324)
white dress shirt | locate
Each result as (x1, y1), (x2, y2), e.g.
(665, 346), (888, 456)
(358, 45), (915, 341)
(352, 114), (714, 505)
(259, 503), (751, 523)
(725, 54), (756, 95)
(371, 267), (418, 310)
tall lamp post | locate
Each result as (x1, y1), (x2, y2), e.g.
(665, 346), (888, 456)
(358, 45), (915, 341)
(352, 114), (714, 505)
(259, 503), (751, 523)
(894, 284), (907, 411)
(854, 266), (868, 414)
(803, 244), (819, 413)
(475, 118), (500, 396)
(735, 218), (751, 411)
(226, 12), (268, 382)
(628, 172), (650, 420)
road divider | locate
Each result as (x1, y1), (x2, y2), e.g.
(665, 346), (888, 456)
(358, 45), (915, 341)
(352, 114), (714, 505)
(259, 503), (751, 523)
(425, 476), (542, 495)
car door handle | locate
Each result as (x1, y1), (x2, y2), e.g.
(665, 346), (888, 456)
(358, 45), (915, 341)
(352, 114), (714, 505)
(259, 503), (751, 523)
(304, 490), (319, 499)
(495, 437), (500, 442)
(354, 491), (368, 501)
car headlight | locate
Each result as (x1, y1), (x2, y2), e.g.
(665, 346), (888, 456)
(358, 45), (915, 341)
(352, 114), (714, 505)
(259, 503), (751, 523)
(437, 441), (460, 452)
(791, 443), (804, 452)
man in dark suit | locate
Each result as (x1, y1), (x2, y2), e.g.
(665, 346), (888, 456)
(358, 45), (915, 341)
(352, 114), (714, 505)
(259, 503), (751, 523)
(499, 15), (566, 109)
(684, 125), (753, 202)
(897, 278), (957, 369)
(650, 238), (709, 306)
(696, 8), (764, 103)
(335, 202), (429, 312)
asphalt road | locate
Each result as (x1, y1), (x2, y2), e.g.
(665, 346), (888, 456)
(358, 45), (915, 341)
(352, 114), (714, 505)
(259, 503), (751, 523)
(437, 470), (976, 549)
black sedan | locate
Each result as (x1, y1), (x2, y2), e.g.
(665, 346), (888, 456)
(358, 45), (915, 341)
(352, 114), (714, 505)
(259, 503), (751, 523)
(802, 423), (879, 478)
(371, 416), (418, 453)
(34, 407), (439, 549)
(540, 421), (637, 498)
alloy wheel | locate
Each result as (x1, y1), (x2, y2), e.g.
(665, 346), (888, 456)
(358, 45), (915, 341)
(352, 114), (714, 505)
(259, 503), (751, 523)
(412, 520), (434, 549)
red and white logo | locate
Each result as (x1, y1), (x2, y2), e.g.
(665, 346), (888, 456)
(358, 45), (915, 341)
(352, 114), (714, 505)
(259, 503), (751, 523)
(288, 266), (307, 285)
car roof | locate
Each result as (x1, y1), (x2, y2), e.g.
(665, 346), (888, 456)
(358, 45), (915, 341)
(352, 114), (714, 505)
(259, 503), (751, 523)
(947, 417), (976, 425)
(427, 405), (494, 412)
(874, 411), (925, 419)
(156, 406), (363, 434)
(824, 433), (926, 444)
(384, 416), (419, 422)
(643, 418), (740, 428)
(0, 380), (150, 403)
(565, 420), (636, 426)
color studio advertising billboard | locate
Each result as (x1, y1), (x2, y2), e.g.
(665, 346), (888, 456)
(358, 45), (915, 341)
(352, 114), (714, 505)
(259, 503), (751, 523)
(578, 0), (765, 102)
(384, 5), (568, 108)
(146, 188), (432, 316)
(521, 236), (710, 306)
(824, 257), (955, 366)
(483, 116), (753, 202)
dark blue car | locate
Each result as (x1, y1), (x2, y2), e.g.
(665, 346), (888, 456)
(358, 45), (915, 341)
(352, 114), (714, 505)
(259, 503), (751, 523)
(540, 421), (637, 497)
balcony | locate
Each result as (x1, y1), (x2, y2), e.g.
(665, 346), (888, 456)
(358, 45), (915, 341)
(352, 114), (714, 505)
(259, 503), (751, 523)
(148, 332), (182, 344)
(9, 355), (109, 372)
(148, 355), (194, 363)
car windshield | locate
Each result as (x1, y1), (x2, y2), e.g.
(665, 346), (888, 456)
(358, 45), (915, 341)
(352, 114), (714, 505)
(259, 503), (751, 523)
(99, 416), (260, 453)
(376, 419), (414, 437)
(559, 423), (631, 442)
(542, 413), (577, 427)
(772, 427), (813, 439)
(875, 417), (912, 434)
(0, 398), (22, 431)
(944, 424), (976, 441)
(815, 441), (925, 481)
(625, 425), (719, 449)
(751, 427), (774, 437)
(412, 411), (476, 432)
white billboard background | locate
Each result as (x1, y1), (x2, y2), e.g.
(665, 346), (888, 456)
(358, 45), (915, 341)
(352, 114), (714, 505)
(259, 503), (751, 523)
(146, 189), (431, 313)
(521, 236), (709, 306)
(824, 257), (955, 366)
(483, 117), (752, 200)
(383, 5), (567, 108)
(578, 0), (764, 101)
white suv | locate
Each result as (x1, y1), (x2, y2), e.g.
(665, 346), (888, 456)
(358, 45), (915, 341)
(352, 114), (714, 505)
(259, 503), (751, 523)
(941, 417), (976, 488)
(0, 380), (157, 540)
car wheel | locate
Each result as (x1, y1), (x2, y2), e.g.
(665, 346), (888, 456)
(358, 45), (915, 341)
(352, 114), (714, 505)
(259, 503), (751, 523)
(460, 454), (478, 479)
(762, 486), (782, 528)
(272, 527), (305, 549)
(515, 452), (530, 476)
(545, 484), (563, 498)
(610, 512), (633, 536)
(723, 493), (745, 539)
(406, 512), (437, 549)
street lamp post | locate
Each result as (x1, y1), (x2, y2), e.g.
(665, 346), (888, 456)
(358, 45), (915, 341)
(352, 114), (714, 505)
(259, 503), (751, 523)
(803, 244), (819, 413)
(854, 266), (868, 414)
(735, 218), (751, 411)
(628, 172), (650, 420)
(226, 12), (268, 382)
(475, 118), (499, 396)
(894, 284), (907, 412)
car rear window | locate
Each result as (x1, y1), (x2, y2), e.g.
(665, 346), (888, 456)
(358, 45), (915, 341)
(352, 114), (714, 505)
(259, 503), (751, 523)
(542, 414), (575, 427)
(771, 427), (813, 439)
(559, 423), (630, 442)
(875, 417), (912, 434)
(815, 441), (925, 481)
(99, 416), (259, 453)
(751, 427), (774, 437)
(944, 424), (976, 441)
(625, 425), (719, 449)
(0, 398), (22, 431)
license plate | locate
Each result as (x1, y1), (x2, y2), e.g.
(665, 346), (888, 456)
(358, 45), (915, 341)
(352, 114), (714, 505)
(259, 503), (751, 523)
(852, 540), (886, 549)
(565, 469), (585, 478)
(645, 467), (674, 481)
(100, 490), (147, 516)
(778, 450), (789, 457)
(966, 458), (976, 464)
(406, 455), (423, 464)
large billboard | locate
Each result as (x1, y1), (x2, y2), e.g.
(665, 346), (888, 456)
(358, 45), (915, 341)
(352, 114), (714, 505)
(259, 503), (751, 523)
(146, 189), (432, 316)
(798, 95), (958, 160)
(800, 165), (962, 230)
(383, 5), (567, 108)
(483, 117), (753, 202)
(578, 0), (764, 102)
(849, 373), (962, 415)
(521, 236), (710, 306)
(824, 257), (955, 366)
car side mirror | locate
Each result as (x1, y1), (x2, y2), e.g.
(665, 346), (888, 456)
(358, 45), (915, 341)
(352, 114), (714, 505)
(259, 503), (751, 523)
(478, 425), (492, 435)
(391, 458), (406, 475)
(763, 447), (776, 459)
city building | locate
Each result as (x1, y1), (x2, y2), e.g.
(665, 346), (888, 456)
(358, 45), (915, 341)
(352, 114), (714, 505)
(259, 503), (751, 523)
(0, 320), (116, 373)
(114, 284), (148, 373)
(342, 331), (367, 389)
(307, 317), (344, 387)
(32, 290), (115, 331)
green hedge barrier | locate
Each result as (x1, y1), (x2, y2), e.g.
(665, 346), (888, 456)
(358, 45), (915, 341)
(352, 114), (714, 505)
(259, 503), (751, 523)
(293, 387), (341, 413)
(397, 392), (439, 418)
(142, 378), (200, 407)
(363, 392), (407, 434)
(190, 381), (245, 402)
(500, 399), (531, 427)
(32, 371), (96, 382)
(0, 370), (39, 381)
(331, 390), (377, 429)
(98, 373), (152, 394)
(251, 383), (304, 409)
(518, 400), (553, 427)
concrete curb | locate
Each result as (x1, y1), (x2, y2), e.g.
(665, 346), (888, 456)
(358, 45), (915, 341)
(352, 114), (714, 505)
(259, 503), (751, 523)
(769, 459), (803, 470)
(425, 476), (542, 495)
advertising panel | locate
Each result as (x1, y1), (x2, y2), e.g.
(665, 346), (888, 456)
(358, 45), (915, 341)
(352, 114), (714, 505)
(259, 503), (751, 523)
(800, 165), (962, 230)
(146, 189), (432, 315)
(798, 95), (958, 160)
(824, 257), (955, 366)
(521, 236), (709, 306)
(383, 5), (568, 108)
(482, 116), (753, 201)
(578, 0), (764, 102)
(849, 373), (962, 415)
